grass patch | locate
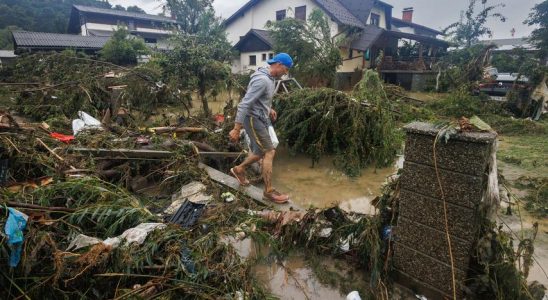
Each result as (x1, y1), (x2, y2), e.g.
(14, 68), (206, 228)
(483, 114), (548, 136)
(498, 135), (548, 171)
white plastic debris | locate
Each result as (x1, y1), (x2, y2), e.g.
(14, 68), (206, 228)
(319, 228), (333, 238)
(72, 111), (103, 135)
(268, 125), (279, 148)
(339, 233), (355, 252)
(415, 295), (428, 300)
(66, 223), (166, 251)
(346, 291), (362, 300)
(67, 234), (103, 251)
(103, 223), (166, 248)
(164, 181), (211, 214)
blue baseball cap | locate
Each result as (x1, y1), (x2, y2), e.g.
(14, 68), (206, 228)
(267, 53), (293, 68)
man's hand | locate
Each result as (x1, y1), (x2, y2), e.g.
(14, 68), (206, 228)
(229, 125), (242, 143)
(269, 109), (277, 122)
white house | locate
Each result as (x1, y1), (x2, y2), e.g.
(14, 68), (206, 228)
(224, 0), (393, 75)
(224, 0), (449, 90)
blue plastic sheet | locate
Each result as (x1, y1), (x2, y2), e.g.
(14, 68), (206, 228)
(4, 208), (28, 267)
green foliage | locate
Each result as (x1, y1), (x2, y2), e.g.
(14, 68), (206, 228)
(127, 5), (146, 13)
(0, 25), (19, 50)
(525, 1), (548, 60)
(275, 70), (401, 176)
(467, 219), (543, 299)
(267, 9), (342, 87)
(490, 48), (533, 73)
(4, 51), (183, 121)
(165, 0), (214, 34)
(158, 32), (231, 116)
(426, 86), (508, 118)
(99, 27), (148, 66)
(434, 45), (495, 91)
(444, 0), (506, 47)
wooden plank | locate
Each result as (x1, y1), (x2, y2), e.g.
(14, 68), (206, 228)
(198, 163), (303, 212)
(197, 151), (245, 158)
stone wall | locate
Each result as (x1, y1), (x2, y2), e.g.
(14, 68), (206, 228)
(394, 122), (497, 298)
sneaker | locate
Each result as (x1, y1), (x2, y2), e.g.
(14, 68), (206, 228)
(263, 189), (289, 204)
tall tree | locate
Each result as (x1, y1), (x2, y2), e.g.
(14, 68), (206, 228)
(164, 0), (213, 34)
(525, 0), (548, 61)
(161, 0), (232, 115)
(444, 0), (506, 48)
(267, 9), (342, 87)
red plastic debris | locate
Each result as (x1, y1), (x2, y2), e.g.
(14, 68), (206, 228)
(50, 132), (75, 144)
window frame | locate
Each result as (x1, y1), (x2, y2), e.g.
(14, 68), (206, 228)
(276, 10), (286, 21)
(370, 13), (380, 27)
(249, 55), (257, 66)
(295, 6), (306, 21)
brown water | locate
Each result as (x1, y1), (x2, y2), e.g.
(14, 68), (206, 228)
(272, 147), (403, 214)
(254, 256), (349, 300)
(223, 237), (367, 300)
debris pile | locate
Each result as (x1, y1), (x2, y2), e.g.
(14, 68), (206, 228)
(275, 70), (401, 176)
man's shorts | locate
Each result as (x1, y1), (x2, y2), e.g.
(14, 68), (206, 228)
(243, 115), (274, 156)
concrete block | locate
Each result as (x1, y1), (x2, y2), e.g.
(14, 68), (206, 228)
(398, 189), (480, 240)
(404, 133), (492, 176)
(393, 242), (466, 298)
(395, 217), (474, 267)
(400, 161), (484, 208)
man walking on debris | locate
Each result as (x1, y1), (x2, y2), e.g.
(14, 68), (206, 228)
(229, 53), (293, 204)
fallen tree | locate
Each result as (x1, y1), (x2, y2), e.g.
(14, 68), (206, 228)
(274, 70), (401, 176)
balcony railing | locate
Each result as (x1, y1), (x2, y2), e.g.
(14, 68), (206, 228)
(379, 56), (439, 71)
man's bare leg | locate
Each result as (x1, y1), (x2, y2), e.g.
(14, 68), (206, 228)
(262, 149), (289, 203)
(262, 150), (275, 192)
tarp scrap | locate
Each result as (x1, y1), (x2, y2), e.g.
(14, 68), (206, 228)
(4, 208), (29, 267)
(67, 223), (167, 251)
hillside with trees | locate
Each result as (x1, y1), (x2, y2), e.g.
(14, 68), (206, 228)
(0, 0), (146, 49)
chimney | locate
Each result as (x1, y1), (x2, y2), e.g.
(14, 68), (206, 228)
(402, 7), (413, 23)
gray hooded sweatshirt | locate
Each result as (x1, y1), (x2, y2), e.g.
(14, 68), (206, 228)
(235, 67), (275, 124)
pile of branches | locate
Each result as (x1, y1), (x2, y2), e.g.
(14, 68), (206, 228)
(0, 177), (273, 299)
(275, 70), (401, 176)
(0, 51), (190, 123)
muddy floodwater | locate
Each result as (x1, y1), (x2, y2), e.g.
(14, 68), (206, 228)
(273, 147), (403, 214)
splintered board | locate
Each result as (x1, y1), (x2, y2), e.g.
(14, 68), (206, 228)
(198, 163), (303, 212)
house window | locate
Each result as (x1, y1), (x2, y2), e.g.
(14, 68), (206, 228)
(249, 55), (257, 66)
(276, 10), (286, 21)
(269, 53), (274, 59)
(144, 38), (157, 44)
(370, 13), (380, 27)
(295, 6), (306, 21)
(128, 20), (136, 31)
(262, 53), (267, 61)
(348, 48), (353, 59)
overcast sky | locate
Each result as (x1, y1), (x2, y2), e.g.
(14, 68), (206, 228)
(110, 0), (541, 40)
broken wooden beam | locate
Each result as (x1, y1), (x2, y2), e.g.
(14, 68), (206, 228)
(148, 127), (208, 134)
(68, 147), (243, 160)
(2, 201), (76, 213)
(198, 163), (303, 212)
